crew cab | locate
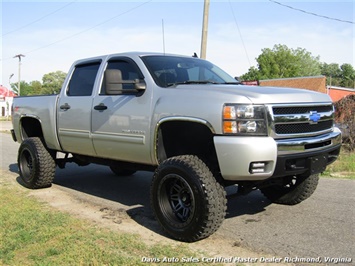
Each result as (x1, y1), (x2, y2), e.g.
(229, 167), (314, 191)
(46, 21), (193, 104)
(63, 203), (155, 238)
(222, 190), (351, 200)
(11, 52), (341, 242)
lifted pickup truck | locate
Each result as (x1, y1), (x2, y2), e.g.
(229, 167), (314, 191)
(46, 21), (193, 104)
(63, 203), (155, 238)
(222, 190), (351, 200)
(11, 52), (341, 242)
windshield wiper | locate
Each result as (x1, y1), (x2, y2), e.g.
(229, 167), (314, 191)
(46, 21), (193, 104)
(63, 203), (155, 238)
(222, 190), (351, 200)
(223, 81), (242, 85)
(166, 80), (243, 87)
(167, 80), (219, 87)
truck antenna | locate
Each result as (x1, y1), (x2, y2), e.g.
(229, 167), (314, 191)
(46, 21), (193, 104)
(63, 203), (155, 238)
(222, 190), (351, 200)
(162, 19), (166, 55)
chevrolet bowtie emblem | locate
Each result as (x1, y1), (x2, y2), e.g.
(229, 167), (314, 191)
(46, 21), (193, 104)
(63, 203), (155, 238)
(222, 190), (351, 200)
(309, 111), (321, 124)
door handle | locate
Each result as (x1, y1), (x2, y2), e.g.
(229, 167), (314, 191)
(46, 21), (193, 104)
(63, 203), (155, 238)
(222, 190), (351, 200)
(60, 103), (71, 110)
(94, 103), (108, 111)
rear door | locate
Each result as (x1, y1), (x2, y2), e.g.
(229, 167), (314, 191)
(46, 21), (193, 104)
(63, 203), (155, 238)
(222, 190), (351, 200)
(57, 60), (101, 155)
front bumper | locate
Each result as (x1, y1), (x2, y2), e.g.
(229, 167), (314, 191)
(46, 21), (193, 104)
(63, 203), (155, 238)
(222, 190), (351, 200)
(214, 127), (342, 181)
(273, 128), (341, 178)
(214, 136), (277, 181)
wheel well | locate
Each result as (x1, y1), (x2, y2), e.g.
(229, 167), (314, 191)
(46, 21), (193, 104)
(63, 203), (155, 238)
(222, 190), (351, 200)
(20, 117), (44, 141)
(156, 121), (219, 169)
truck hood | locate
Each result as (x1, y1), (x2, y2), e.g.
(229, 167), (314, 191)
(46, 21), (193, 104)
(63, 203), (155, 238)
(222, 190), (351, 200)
(173, 84), (332, 104)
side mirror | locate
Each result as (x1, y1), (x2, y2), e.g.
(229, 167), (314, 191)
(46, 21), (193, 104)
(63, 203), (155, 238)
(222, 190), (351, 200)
(134, 79), (146, 91)
(105, 69), (146, 95)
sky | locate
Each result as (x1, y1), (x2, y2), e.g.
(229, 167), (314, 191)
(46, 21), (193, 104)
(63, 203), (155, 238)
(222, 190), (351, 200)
(1, 0), (354, 88)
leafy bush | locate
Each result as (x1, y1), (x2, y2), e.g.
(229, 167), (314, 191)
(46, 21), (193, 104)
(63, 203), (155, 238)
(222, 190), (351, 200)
(334, 94), (355, 151)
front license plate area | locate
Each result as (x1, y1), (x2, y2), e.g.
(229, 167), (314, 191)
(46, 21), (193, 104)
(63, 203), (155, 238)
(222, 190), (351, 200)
(308, 155), (327, 175)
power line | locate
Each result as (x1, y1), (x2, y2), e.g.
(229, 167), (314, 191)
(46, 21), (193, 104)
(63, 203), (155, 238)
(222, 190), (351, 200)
(24, 0), (152, 55)
(269, 0), (354, 24)
(1, 0), (152, 61)
(2, 1), (78, 37)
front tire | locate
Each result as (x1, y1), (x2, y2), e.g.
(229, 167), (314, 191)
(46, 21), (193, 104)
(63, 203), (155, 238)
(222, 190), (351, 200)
(18, 137), (56, 189)
(260, 174), (319, 205)
(150, 155), (227, 242)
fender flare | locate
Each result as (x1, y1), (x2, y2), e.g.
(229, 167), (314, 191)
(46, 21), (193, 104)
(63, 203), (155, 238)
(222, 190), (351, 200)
(152, 116), (215, 164)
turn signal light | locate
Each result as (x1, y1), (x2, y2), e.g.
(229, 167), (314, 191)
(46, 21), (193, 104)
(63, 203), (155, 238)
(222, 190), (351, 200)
(222, 104), (267, 135)
(223, 106), (236, 119)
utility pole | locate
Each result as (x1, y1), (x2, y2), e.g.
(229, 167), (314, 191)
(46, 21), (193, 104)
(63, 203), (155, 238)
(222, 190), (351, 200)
(6, 73), (14, 120)
(13, 54), (25, 96)
(200, 0), (210, 59)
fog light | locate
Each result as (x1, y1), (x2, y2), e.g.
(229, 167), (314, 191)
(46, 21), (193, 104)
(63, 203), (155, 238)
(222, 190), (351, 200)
(249, 162), (266, 174)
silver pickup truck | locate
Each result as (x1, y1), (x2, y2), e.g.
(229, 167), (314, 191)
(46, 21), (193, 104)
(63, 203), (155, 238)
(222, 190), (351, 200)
(11, 52), (341, 242)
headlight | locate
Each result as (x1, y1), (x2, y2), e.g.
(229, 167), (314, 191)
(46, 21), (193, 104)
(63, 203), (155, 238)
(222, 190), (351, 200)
(223, 104), (267, 135)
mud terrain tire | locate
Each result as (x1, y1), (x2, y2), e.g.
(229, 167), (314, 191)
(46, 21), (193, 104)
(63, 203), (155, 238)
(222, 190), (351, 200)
(18, 137), (56, 189)
(260, 174), (319, 205)
(150, 155), (227, 242)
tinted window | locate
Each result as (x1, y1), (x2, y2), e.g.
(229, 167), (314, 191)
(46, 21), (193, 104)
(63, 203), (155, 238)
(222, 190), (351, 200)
(102, 60), (141, 93)
(142, 55), (236, 87)
(67, 62), (101, 96)
(107, 60), (140, 80)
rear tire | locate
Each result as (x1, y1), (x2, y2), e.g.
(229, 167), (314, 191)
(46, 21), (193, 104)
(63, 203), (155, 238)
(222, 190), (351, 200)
(18, 137), (56, 189)
(150, 155), (226, 242)
(260, 174), (319, 205)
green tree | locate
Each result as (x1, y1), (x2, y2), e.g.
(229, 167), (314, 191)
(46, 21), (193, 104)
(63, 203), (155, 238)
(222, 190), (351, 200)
(257, 45), (299, 79)
(10, 81), (32, 96)
(41, 71), (66, 94)
(11, 80), (42, 96)
(320, 63), (342, 86)
(240, 66), (260, 81)
(320, 63), (342, 78)
(340, 63), (355, 88)
(320, 63), (355, 88)
(29, 80), (42, 95)
(293, 47), (322, 76)
(241, 44), (321, 81)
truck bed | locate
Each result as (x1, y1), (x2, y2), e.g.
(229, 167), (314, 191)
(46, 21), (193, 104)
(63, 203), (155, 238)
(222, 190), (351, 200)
(12, 95), (62, 150)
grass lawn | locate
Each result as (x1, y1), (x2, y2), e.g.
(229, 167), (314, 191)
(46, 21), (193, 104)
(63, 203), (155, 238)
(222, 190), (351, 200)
(321, 149), (355, 179)
(0, 182), (214, 266)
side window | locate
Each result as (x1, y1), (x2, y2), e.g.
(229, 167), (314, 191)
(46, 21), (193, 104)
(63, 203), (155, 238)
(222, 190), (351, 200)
(102, 59), (141, 94)
(67, 62), (101, 96)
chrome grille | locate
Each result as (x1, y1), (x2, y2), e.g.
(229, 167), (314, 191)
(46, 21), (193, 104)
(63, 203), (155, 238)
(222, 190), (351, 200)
(269, 104), (334, 138)
(275, 120), (333, 134)
(273, 105), (333, 115)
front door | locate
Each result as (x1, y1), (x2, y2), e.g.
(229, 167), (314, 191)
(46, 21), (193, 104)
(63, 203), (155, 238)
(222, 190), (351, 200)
(91, 58), (152, 164)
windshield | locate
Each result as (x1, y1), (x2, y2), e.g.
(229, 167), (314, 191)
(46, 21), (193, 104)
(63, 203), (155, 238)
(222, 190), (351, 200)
(141, 55), (238, 87)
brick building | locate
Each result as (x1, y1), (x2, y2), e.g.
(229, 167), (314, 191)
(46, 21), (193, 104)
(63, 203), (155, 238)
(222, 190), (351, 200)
(258, 76), (355, 102)
(327, 86), (355, 102)
(259, 75), (327, 94)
